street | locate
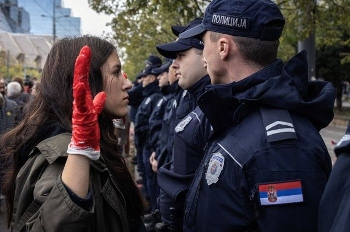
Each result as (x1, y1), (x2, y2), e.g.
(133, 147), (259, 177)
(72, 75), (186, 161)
(320, 124), (346, 163)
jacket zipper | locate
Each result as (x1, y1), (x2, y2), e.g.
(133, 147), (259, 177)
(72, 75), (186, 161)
(109, 174), (127, 216)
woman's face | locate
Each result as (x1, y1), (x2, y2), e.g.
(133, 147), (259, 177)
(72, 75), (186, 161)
(101, 50), (132, 118)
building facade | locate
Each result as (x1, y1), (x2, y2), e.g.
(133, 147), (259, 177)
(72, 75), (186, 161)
(0, 0), (30, 33)
(18, 0), (81, 39)
(0, 0), (82, 79)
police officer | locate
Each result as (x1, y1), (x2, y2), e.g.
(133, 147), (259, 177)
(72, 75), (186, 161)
(155, 18), (212, 231)
(149, 59), (174, 173)
(144, 25), (203, 231)
(129, 55), (162, 172)
(129, 54), (162, 124)
(319, 121), (350, 232)
(179, 0), (336, 231)
(134, 65), (163, 213)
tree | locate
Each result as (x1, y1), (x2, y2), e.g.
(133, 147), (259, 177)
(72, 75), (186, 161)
(89, 0), (350, 82)
(0, 51), (41, 81)
(89, 0), (209, 80)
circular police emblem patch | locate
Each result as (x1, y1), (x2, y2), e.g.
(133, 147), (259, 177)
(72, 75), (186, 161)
(206, 152), (225, 186)
(145, 97), (151, 105)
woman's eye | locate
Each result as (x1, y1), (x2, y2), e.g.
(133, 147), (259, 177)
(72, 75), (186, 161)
(113, 70), (121, 77)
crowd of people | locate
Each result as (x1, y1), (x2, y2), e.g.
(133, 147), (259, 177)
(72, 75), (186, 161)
(0, 0), (348, 231)
(0, 76), (38, 202)
(0, 76), (36, 135)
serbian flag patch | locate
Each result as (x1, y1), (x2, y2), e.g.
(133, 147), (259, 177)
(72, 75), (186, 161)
(258, 180), (304, 206)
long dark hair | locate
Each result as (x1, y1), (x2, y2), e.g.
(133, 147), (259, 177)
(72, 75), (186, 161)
(0, 35), (145, 226)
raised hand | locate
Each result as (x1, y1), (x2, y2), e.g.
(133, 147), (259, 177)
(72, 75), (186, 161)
(67, 46), (106, 160)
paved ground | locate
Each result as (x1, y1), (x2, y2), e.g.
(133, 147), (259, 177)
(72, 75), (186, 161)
(320, 124), (346, 163)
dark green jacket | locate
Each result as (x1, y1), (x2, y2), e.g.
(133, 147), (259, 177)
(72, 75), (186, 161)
(11, 133), (133, 232)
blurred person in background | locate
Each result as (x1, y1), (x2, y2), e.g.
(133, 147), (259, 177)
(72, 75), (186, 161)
(11, 76), (33, 104)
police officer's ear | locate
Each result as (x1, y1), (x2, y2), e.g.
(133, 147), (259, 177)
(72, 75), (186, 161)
(218, 34), (232, 61)
(150, 75), (157, 82)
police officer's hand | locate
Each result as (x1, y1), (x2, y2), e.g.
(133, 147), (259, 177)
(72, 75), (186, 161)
(67, 46), (106, 160)
(150, 152), (158, 172)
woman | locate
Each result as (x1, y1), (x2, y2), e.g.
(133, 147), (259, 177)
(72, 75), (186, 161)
(0, 35), (146, 231)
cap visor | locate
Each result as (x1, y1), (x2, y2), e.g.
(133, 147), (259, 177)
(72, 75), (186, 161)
(179, 24), (206, 39)
(171, 25), (186, 36)
(153, 60), (173, 74)
(156, 42), (192, 59)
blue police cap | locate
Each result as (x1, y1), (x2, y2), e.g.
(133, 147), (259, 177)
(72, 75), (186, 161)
(156, 18), (204, 59)
(146, 54), (162, 67)
(171, 25), (186, 36)
(179, 0), (285, 41)
(152, 59), (173, 75)
(139, 65), (156, 77)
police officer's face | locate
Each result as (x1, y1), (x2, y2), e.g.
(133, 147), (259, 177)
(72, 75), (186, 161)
(202, 31), (231, 84)
(142, 74), (155, 87)
(157, 72), (169, 87)
(173, 48), (207, 90)
(168, 64), (178, 85)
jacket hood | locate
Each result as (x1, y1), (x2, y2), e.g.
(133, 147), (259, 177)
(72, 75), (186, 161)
(199, 51), (336, 132)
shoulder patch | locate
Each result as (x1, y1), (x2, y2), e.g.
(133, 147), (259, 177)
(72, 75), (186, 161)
(157, 98), (164, 107)
(145, 97), (151, 105)
(173, 99), (177, 108)
(182, 90), (187, 98)
(258, 180), (304, 206)
(206, 152), (225, 186)
(175, 115), (192, 133)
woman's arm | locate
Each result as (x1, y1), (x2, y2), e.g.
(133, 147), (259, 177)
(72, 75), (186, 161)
(64, 46), (106, 198)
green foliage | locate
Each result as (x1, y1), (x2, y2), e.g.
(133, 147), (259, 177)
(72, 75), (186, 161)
(0, 52), (41, 81)
(89, 0), (350, 82)
(0, 64), (41, 81)
(316, 43), (350, 84)
(90, 0), (209, 80)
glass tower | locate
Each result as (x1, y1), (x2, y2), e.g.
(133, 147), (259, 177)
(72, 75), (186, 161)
(18, 0), (81, 38)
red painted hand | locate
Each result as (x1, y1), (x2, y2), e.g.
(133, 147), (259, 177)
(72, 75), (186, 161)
(67, 46), (106, 160)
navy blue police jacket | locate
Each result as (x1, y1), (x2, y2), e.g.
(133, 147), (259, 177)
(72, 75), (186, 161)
(158, 75), (212, 201)
(183, 51), (336, 232)
(159, 82), (197, 167)
(149, 83), (178, 154)
(128, 81), (144, 123)
(134, 81), (162, 148)
(154, 80), (181, 168)
(319, 121), (350, 232)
